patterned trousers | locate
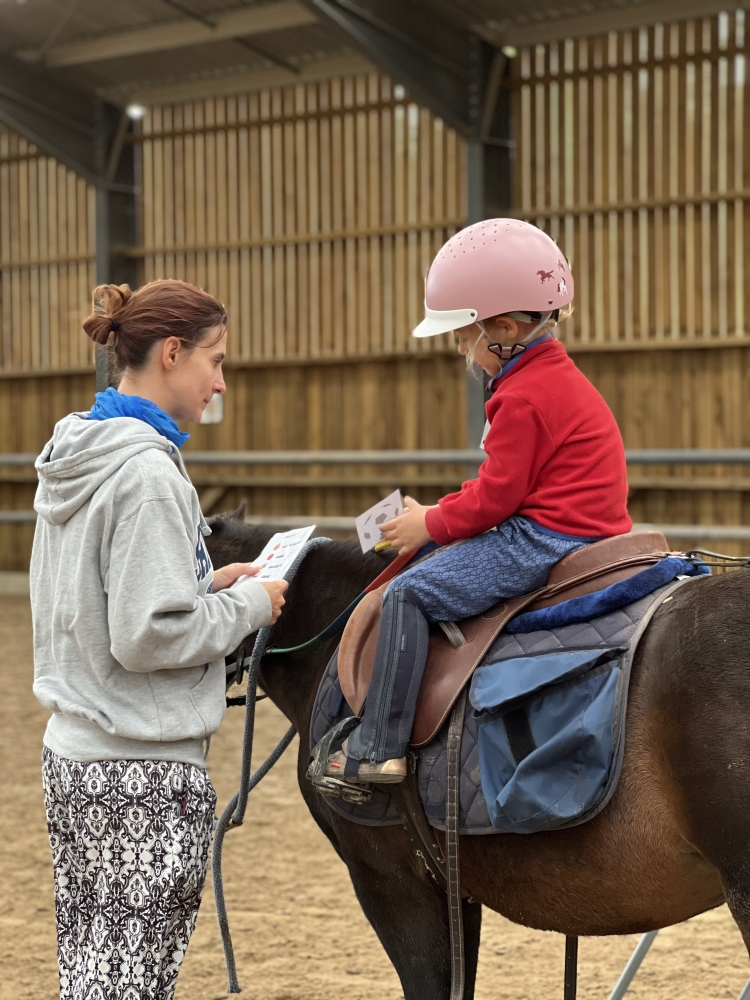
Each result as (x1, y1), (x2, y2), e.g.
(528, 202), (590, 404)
(42, 749), (216, 1000)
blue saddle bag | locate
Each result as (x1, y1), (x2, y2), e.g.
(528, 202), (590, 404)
(470, 647), (624, 833)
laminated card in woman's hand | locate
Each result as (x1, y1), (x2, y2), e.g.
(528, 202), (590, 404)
(235, 525), (316, 583)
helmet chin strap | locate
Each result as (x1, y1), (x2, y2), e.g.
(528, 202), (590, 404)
(479, 311), (553, 365)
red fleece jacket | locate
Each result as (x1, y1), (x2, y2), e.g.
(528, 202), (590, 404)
(425, 339), (632, 546)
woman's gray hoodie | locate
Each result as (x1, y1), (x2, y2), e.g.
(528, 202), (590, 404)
(31, 412), (272, 768)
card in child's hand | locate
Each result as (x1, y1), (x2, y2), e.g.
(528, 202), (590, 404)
(234, 525), (316, 583)
(355, 490), (404, 553)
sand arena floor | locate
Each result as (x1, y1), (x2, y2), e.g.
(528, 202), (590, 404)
(2, 594), (750, 1000)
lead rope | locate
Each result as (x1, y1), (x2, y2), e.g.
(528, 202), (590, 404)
(212, 536), (333, 995)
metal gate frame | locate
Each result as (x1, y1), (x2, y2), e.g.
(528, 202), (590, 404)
(605, 929), (750, 1000)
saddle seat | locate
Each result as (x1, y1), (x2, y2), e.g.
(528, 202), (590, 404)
(338, 531), (676, 748)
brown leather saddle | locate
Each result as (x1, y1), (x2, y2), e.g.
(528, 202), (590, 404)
(338, 531), (677, 748)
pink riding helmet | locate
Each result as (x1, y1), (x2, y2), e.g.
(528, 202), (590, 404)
(413, 219), (574, 338)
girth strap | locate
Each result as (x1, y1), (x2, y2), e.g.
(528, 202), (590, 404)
(446, 687), (468, 1000)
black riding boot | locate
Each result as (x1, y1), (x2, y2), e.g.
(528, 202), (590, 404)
(345, 587), (430, 766)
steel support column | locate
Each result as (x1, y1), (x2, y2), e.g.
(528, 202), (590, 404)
(94, 107), (138, 391)
(0, 56), (136, 392)
(465, 53), (514, 463)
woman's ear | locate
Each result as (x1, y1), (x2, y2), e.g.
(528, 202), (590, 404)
(161, 336), (182, 369)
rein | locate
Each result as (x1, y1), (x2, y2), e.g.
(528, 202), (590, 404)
(214, 540), (413, 993)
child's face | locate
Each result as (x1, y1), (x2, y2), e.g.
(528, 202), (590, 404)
(455, 325), (502, 377)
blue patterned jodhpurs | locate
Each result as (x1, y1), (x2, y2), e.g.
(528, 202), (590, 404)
(384, 515), (591, 622)
(346, 516), (593, 764)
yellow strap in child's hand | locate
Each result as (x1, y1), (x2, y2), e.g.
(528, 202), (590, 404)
(374, 539), (392, 552)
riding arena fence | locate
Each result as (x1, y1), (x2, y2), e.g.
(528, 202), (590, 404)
(5, 449), (750, 543)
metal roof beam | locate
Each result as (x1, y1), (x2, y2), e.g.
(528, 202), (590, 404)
(15, 1), (317, 69)
(117, 52), (370, 106)
(0, 54), (123, 185)
(306, 0), (501, 138)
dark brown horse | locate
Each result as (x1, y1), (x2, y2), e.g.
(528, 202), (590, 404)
(207, 512), (750, 999)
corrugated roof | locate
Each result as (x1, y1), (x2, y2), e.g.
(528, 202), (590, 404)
(0, 0), (730, 106)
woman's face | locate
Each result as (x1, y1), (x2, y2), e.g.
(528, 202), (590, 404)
(166, 325), (228, 423)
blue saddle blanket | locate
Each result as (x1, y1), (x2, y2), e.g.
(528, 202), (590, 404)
(310, 559), (706, 835)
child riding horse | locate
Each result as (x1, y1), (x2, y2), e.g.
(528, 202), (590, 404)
(321, 219), (632, 784)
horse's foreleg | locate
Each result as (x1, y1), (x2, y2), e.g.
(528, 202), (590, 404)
(343, 847), (482, 1000)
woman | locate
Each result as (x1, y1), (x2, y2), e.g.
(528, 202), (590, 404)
(31, 279), (287, 999)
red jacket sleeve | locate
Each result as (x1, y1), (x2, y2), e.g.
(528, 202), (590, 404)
(424, 394), (556, 545)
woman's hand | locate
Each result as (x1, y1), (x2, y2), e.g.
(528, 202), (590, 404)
(259, 581), (288, 625)
(211, 562), (262, 592)
(212, 563), (288, 624)
(380, 496), (435, 556)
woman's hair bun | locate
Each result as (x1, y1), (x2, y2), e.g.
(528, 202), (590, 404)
(82, 278), (227, 370)
(83, 284), (133, 345)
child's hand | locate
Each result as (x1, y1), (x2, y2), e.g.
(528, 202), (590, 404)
(212, 562), (260, 592)
(380, 496), (435, 555)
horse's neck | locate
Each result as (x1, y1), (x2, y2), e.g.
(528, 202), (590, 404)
(258, 548), (382, 733)
(259, 649), (329, 738)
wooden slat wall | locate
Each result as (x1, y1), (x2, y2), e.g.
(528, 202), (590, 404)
(134, 73), (465, 362)
(516, 11), (749, 347)
(0, 130), (96, 373)
(4, 50), (750, 573)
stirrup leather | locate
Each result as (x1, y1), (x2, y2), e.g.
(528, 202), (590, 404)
(306, 716), (374, 804)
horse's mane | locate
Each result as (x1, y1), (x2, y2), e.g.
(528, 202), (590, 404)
(206, 505), (392, 580)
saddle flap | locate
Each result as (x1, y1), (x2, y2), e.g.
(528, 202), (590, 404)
(338, 588), (530, 745)
(338, 584), (387, 715)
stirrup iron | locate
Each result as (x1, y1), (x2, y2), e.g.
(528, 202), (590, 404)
(306, 716), (374, 805)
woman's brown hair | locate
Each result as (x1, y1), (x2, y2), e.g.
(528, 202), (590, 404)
(83, 279), (227, 371)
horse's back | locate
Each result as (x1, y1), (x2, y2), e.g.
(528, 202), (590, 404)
(460, 573), (750, 934)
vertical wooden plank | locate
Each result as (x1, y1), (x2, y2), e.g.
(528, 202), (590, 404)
(653, 26), (665, 341)
(260, 119), (274, 359)
(622, 49), (635, 342)
(606, 38), (619, 342)
(685, 49), (697, 339)
(577, 39), (591, 342)
(237, 103), (252, 360)
(194, 100), (207, 291)
(152, 106), (165, 279)
(381, 102), (394, 353)
(75, 176), (88, 366)
(307, 110), (321, 358)
(733, 36), (745, 338)
(205, 98), (218, 296)
(172, 104), (185, 281)
(716, 15), (730, 338)
(667, 25), (681, 340)
(37, 155), (50, 369)
(142, 108), (155, 283)
(0, 132), (10, 370)
(47, 159), (59, 371)
(700, 34), (713, 339)
(592, 66), (605, 342)
(227, 98), (240, 356)
(181, 103), (195, 285)
(18, 150), (31, 368)
(637, 31), (651, 340)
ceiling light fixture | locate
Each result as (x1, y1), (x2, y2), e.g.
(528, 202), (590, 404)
(125, 104), (148, 120)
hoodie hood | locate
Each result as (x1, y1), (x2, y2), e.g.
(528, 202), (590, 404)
(35, 413), (179, 526)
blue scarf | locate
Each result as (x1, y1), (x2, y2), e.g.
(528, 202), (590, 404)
(87, 387), (190, 448)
